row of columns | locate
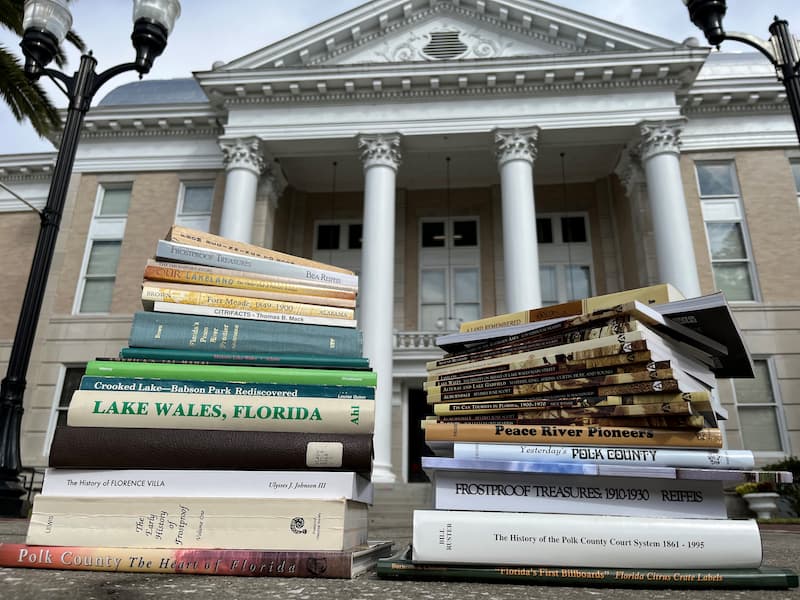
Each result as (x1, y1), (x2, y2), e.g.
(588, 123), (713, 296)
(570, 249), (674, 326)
(215, 119), (701, 483)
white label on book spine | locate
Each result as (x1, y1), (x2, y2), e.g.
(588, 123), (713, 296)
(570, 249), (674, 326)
(306, 442), (344, 468)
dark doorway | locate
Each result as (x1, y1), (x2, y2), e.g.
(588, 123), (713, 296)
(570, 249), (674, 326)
(407, 387), (434, 482)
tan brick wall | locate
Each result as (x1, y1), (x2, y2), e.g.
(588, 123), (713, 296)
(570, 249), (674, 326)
(678, 154), (717, 295)
(0, 211), (39, 338)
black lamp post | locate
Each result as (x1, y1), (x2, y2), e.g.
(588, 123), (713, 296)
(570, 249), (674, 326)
(683, 0), (800, 144)
(0, 0), (181, 516)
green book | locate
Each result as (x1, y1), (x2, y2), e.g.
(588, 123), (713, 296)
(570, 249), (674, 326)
(376, 547), (799, 590)
(85, 360), (377, 387)
(129, 311), (363, 357)
(118, 347), (370, 370)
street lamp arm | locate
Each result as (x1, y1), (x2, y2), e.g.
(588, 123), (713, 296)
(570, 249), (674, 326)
(721, 31), (778, 65)
(92, 62), (140, 95)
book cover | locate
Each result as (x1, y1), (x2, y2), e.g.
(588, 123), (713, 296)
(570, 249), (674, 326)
(152, 300), (357, 328)
(412, 510), (762, 568)
(144, 259), (358, 298)
(422, 422), (724, 448)
(164, 225), (355, 275)
(129, 310), (362, 357)
(156, 240), (359, 288)
(48, 427), (374, 472)
(451, 443), (754, 469)
(27, 496), (369, 551)
(141, 284), (355, 320)
(117, 347), (371, 370)
(67, 390), (375, 434)
(79, 376), (375, 399)
(429, 469), (727, 519)
(84, 360), (378, 387)
(457, 284), (685, 333)
(0, 540), (393, 579)
(41, 469), (374, 504)
(377, 547), (798, 589)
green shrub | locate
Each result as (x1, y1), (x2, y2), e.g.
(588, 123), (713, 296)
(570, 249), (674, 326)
(761, 456), (800, 517)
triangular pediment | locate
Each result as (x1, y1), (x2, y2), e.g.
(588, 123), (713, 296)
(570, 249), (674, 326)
(220, 0), (679, 71)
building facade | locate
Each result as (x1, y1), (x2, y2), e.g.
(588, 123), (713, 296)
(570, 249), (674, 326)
(1, 0), (798, 483)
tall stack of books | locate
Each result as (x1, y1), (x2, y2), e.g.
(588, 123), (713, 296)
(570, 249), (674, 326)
(378, 285), (798, 590)
(8, 226), (393, 578)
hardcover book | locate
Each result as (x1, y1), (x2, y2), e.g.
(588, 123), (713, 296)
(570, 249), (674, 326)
(152, 300), (357, 328)
(116, 347), (371, 370)
(412, 510), (762, 568)
(28, 496), (369, 551)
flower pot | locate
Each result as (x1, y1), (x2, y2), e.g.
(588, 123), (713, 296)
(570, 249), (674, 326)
(742, 492), (780, 519)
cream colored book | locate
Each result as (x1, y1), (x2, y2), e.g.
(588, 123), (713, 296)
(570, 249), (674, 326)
(27, 496), (368, 550)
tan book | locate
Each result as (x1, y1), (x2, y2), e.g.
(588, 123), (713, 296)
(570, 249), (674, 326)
(166, 225), (354, 275)
(422, 422), (724, 448)
(436, 400), (699, 420)
(433, 395), (624, 416)
(430, 414), (708, 429)
(144, 259), (357, 298)
(142, 280), (356, 308)
(27, 496), (368, 551)
(141, 284), (354, 321)
(459, 283), (685, 333)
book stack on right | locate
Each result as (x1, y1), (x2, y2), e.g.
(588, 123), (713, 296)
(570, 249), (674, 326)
(18, 227), (393, 579)
(388, 284), (798, 590)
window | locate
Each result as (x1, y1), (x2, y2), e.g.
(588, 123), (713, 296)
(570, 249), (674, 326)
(695, 162), (758, 302)
(312, 220), (362, 278)
(734, 359), (787, 454)
(537, 213), (594, 305)
(792, 161), (800, 209)
(175, 181), (213, 231)
(52, 367), (85, 430)
(419, 217), (480, 330)
(74, 184), (130, 313)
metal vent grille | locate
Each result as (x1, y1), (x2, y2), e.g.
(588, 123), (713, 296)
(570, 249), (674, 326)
(423, 31), (467, 60)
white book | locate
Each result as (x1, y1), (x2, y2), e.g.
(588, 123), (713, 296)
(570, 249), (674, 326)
(156, 240), (359, 289)
(430, 469), (726, 519)
(41, 469), (374, 504)
(412, 510), (762, 569)
(452, 444), (756, 470)
(153, 301), (358, 328)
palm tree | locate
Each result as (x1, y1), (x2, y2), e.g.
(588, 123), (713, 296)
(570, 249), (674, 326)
(0, 0), (85, 138)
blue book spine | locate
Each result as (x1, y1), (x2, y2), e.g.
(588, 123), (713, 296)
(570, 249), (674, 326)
(129, 311), (363, 357)
(79, 376), (375, 399)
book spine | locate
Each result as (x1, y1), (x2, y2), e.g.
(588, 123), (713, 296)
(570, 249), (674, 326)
(433, 395), (622, 415)
(80, 376), (375, 399)
(376, 557), (798, 589)
(129, 310), (362, 357)
(117, 347), (370, 369)
(153, 301), (357, 328)
(141, 285), (355, 319)
(27, 496), (368, 551)
(67, 390), (375, 434)
(144, 263), (356, 300)
(411, 510), (761, 568)
(0, 543), (362, 578)
(156, 240), (359, 288)
(166, 225), (354, 275)
(48, 427), (374, 472)
(41, 468), (373, 503)
(84, 360), (378, 386)
(422, 423), (724, 448)
(451, 444), (756, 469)
(430, 470), (726, 519)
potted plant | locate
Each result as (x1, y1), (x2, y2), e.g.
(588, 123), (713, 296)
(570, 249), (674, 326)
(735, 481), (780, 519)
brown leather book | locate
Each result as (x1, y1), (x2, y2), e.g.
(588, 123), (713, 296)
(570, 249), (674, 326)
(48, 426), (373, 473)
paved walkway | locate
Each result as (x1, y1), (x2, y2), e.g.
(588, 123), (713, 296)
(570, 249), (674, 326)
(1, 518), (797, 599)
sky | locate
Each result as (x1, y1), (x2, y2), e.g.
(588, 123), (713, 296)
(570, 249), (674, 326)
(2, 0), (800, 154)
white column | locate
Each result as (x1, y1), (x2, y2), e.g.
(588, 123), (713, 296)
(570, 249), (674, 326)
(358, 133), (401, 483)
(638, 120), (701, 298)
(494, 127), (542, 312)
(257, 161), (288, 249)
(219, 138), (264, 243)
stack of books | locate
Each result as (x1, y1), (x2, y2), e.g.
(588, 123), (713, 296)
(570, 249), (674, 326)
(377, 284), (798, 590)
(5, 226), (393, 578)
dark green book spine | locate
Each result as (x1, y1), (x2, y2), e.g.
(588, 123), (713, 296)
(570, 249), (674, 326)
(84, 360), (377, 387)
(117, 346), (370, 369)
(129, 311), (363, 357)
(376, 551), (799, 589)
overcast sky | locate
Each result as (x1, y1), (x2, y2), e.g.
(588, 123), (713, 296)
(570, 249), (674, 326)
(2, 0), (800, 154)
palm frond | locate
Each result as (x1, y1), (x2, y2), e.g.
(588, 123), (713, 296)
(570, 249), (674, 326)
(0, 44), (61, 137)
(0, 0), (24, 35)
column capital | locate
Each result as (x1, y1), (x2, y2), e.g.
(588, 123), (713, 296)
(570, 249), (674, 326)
(358, 133), (402, 171)
(614, 141), (645, 196)
(494, 126), (540, 167)
(220, 137), (265, 175)
(638, 119), (686, 161)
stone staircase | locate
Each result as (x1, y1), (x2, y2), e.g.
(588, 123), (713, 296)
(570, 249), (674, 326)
(368, 482), (433, 546)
